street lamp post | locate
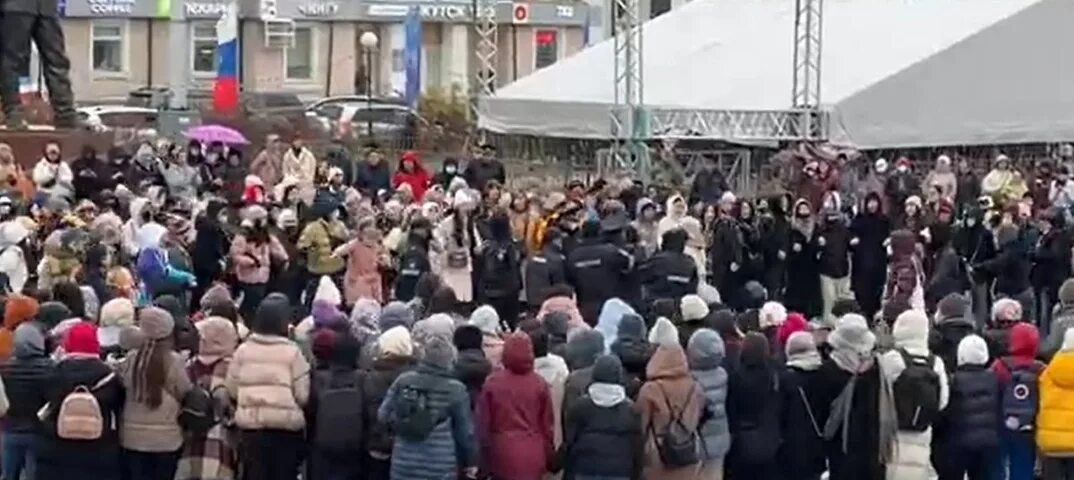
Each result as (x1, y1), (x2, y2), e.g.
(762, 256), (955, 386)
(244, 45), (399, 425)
(359, 31), (379, 142)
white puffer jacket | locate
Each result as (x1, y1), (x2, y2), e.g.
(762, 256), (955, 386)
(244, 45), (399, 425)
(226, 333), (311, 431)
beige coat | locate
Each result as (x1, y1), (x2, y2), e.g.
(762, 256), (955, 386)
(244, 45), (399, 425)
(118, 351), (193, 452)
(225, 334), (311, 431)
(635, 345), (706, 480)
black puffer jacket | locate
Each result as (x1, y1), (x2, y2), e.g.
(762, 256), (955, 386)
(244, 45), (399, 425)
(778, 366), (828, 479)
(943, 365), (1000, 451)
(360, 356), (412, 455)
(562, 395), (643, 479)
(454, 348), (492, 408)
(0, 325), (54, 434)
(610, 314), (651, 400)
(36, 358), (124, 476)
(817, 219), (851, 278)
(929, 317), (977, 375)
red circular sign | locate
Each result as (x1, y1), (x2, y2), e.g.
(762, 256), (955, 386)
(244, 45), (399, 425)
(513, 3), (529, 22)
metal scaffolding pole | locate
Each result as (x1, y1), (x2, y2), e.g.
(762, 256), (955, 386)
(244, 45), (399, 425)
(474, 0), (498, 101)
(792, 0), (824, 138)
(611, 0), (649, 180)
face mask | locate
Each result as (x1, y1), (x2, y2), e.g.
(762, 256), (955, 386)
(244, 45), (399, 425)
(189, 148), (200, 156)
(897, 165), (908, 173)
(445, 166), (457, 174)
(967, 217), (977, 227)
(206, 153), (219, 162)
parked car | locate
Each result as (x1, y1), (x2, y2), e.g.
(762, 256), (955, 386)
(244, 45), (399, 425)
(329, 103), (426, 148)
(124, 87), (310, 135)
(77, 105), (158, 132)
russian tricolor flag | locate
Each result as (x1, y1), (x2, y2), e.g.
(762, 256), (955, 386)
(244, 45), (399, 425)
(212, 2), (239, 114)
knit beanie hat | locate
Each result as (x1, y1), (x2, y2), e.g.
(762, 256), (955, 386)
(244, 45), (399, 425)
(829, 314), (876, 354)
(696, 283), (721, 306)
(378, 326), (415, 358)
(957, 334), (990, 366)
(785, 331), (820, 362)
(680, 295), (709, 322)
(937, 293), (969, 321)
(648, 317), (679, 347)
(195, 316), (239, 364)
(1060, 279), (1074, 306)
(380, 301), (416, 331)
(760, 301), (788, 329)
(200, 283), (235, 311)
(312, 301), (345, 329)
(4, 294), (39, 330)
(64, 322), (100, 356)
(311, 329), (338, 362)
(469, 305), (502, 336)
(138, 306), (175, 341)
(37, 302), (72, 330)
(99, 298), (136, 329)
(453, 324), (484, 351)
(591, 354), (624, 385)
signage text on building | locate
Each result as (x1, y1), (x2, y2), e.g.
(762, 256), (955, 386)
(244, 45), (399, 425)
(184, 1), (228, 16)
(298, 1), (338, 16)
(88, 0), (135, 15)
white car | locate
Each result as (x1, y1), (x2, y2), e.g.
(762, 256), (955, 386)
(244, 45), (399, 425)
(77, 105), (158, 132)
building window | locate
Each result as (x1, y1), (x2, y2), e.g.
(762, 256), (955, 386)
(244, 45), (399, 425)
(192, 24), (218, 75)
(650, 0), (671, 18)
(91, 22), (125, 74)
(285, 27), (314, 80)
(535, 30), (558, 69)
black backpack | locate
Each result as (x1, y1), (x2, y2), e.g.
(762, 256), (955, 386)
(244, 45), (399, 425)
(480, 242), (520, 298)
(179, 386), (219, 435)
(893, 349), (941, 432)
(393, 375), (444, 442)
(648, 383), (699, 468)
(314, 370), (365, 454)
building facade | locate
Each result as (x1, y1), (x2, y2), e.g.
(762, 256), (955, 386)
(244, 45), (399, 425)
(58, 0), (591, 101)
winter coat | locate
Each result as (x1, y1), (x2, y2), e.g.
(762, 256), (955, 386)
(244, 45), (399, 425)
(562, 388), (643, 479)
(635, 345), (705, 480)
(455, 348), (492, 408)
(537, 296), (586, 331)
(36, 357), (125, 478)
(230, 234), (288, 285)
(1038, 348), (1074, 455)
(250, 148), (283, 188)
(0, 325), (54, 434)
(727, 349), (782, 467)
(611, 327), (651, 400)
(816, 358), (887, 480)
(282, 147), (317, 189)
(378, 361), (477, 479)
(686, 330), (730, 460)
(526, 247), (569, 306)
(817, 219), (851, 278)
(535, 354), (569, 450)
(361, 355), (412, 457)
(929, 316), (977, 375)
(786, 215), (823, 318)
(943, 364), (999, 451)
(477, 335), (555, 480)
(391, 162), (431, 202)
(176, 355), (238, 480)
(689, 168), (728, 206)
(989, 323), (1042, 385)
(779, 365), (828, 477)
(878, 320), (950, 480)
(1044, 305), (1074, 360)
(925, 247), (967, 310)
(850, 198), (891, 316)
(354, 161), (392, 198)
(32, 159), (74, 199)
(161, 161), (200, 199)
(297, 219), (346, 276)
(118, 349), (193, 452)
(462, 158), (506, 192)
(341, 240), (385, 304)
(974, 232), (1030, 297)
(435, 214), (480, 302)
(1031, 228), (1069, 291)
(225, 333), (311, 431)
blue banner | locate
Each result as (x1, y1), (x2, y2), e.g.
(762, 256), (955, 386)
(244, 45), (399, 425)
(403, 5), (422, 108)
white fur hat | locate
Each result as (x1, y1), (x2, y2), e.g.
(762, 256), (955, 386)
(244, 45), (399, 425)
(957, 334), (990, 366)
(680, 295), (709, 322)
(760, 301), (788, 329)
(313, 276), (342, 306)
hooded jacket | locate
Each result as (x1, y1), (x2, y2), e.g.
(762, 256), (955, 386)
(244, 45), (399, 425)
(1038, 332), (1074, 455)
(974, 225), (1031, 297)
(727, 334), (782, 465)
(878, 311), (950, 480)
(990, 322), (1042, 385)
(594, 298), (634, 354)
(687, 329), (730, 460)
(635, 345), (705, 480)
(391, 151), (431, 201)
(928, 307), (977, 375)
(639, 228), (698, 304)
(611, 313), (651, 399)
(477, 334), (554, 480)
(633, 197), (661, 256)
(0, 324), (54, 433)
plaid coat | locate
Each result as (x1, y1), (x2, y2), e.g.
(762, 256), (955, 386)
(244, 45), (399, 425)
(176, 357), (238, 480)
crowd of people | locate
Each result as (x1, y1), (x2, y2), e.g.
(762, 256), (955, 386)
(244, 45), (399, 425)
(0, 133), (1072, 480)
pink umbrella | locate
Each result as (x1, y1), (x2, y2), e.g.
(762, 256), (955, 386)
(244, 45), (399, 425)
(183, 124), (249, 145)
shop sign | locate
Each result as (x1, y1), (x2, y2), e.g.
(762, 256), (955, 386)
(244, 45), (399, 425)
(366, 3), (492, 20)
(88, 0), (135, 14)
(184, 1), (228, 16)
(298, 1), (338, 16)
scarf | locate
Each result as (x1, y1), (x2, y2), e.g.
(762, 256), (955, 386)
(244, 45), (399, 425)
(587, 382), (626, 407)
(786, 350), (822, 371)
(823, 355), (897, 465)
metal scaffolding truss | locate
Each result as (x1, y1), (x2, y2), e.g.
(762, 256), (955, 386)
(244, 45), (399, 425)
(474, 0), (498, 98)
(647, 108), (829, 141)
(792, 0), (823, 109)
(610, 0), (649, 178)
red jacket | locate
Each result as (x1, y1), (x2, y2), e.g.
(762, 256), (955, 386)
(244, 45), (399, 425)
(476, 333), (554, 480)
(391, 151), (430, 201)
(991, 322), (1042, 385)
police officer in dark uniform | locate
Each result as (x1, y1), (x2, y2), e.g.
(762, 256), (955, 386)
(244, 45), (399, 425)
(566, 219), (632, 325)
(639, 227), (699, 307)
(524, 227), (568, 309)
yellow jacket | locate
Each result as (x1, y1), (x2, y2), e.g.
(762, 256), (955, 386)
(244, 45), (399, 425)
(1037, 351), (1074, 455)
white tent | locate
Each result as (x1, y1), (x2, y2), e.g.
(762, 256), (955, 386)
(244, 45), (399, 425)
(479, 0), (1074, 148)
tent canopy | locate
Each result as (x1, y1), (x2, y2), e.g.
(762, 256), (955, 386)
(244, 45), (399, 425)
(479, 0), (1074, 148)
